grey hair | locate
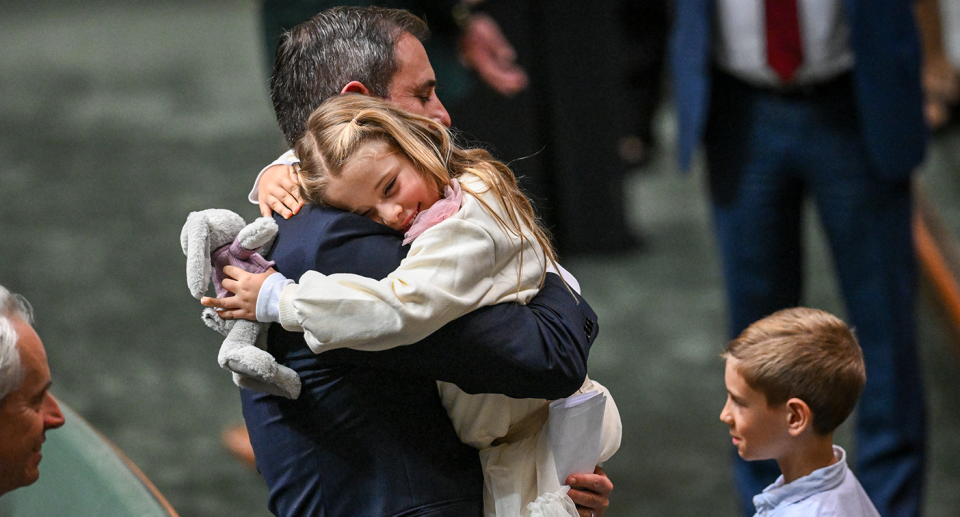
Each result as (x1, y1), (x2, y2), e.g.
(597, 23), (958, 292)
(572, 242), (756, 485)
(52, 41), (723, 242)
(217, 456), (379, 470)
(269, 6), (430, 148)
(0, 285), (33, 402)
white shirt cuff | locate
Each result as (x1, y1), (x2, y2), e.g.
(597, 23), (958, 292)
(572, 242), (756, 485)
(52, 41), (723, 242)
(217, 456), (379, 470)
(257, 271), (293, 323)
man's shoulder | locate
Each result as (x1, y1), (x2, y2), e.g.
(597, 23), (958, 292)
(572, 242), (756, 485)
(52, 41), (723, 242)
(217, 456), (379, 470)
(271, 204), (391, 249)
(276, 203), (401, 234)
(268, 203), (407, 279)
(267, 205), (339, 270)
(273, 203), (347, 233)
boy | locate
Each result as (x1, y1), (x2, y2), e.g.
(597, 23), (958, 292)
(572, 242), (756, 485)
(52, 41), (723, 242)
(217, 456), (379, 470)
(720, 307), (880, 517)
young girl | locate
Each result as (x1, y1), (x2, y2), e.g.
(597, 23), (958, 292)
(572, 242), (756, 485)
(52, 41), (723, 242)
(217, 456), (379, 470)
(213, 94), (620, 517)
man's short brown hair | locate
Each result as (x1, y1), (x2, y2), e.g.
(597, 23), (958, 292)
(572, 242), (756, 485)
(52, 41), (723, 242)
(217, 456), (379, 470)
(723, 307), (866, 435)
(269, 6), (430, 148)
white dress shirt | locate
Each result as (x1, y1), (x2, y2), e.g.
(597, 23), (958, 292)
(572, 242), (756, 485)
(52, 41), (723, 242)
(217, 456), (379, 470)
(713, 0), (854, 86)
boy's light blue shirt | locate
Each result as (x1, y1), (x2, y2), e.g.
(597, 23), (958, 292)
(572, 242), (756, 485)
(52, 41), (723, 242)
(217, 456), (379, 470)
(752, 446), (880, 517)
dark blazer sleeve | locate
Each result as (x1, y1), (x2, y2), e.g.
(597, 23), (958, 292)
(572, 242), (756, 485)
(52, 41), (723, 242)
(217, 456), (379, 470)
(272, 205), (598, 400)
(339, 273), (597, 399)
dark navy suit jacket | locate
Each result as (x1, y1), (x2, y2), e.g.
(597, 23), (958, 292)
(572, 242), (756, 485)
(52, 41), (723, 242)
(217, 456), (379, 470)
(241, 204), (599, 517)
(669, 0), (927, 177)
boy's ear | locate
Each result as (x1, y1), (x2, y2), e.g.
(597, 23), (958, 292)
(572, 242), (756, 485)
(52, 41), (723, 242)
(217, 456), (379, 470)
(341, 81), (372, 95)
(785, 398), (812, 436)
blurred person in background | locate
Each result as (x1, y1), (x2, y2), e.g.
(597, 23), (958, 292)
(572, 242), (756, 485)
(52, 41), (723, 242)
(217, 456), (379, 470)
(916, 0), (960, 130)
(259, 0), (642, 257)
(670, 1), (928, 516)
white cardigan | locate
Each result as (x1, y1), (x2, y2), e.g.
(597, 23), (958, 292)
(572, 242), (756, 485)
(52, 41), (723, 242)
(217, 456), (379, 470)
(277, 172), (546, 353)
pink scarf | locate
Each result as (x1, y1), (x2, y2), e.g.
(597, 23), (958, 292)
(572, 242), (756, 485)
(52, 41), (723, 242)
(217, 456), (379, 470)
(403, 178), (463, 245)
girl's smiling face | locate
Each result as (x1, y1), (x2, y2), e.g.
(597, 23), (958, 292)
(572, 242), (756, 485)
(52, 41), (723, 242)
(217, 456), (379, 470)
(323, 140), (441, 232)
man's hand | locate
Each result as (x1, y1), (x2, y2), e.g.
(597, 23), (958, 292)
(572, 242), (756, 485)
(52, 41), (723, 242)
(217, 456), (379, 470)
(458, 13), (528, 97)
(567, 466), (613, 517)
(259, 164), (303, 218)
(200, 266), (276, 321)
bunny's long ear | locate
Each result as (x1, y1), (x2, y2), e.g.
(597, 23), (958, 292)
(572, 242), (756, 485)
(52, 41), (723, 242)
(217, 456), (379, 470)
(181, 211), (213, 299)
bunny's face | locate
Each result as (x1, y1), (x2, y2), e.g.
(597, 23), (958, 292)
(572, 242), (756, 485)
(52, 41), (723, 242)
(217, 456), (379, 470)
(181, 209), (249, 299)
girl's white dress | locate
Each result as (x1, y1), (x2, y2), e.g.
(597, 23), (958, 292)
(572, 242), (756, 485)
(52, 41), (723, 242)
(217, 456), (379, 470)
(276, 172), (621, 517)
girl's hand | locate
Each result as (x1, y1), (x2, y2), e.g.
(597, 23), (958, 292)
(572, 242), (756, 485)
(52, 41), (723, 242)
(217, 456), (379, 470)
(566, 466), (613, 517)
(259, 164), (303, 219)
(200, 266), (276, 321)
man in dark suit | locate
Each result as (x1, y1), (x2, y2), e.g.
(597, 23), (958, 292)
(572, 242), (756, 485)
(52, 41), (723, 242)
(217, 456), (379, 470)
(670, 2), (927, 516)
(260, 0), (639, 257)
(218, 7), (612, 517)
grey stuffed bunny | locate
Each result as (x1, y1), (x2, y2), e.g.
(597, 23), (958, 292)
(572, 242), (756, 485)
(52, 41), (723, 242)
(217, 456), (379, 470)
(181, 208), (301, 399)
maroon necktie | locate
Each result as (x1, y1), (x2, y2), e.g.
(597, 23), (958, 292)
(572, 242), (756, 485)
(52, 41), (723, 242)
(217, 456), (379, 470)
(765, 0), (803, 82)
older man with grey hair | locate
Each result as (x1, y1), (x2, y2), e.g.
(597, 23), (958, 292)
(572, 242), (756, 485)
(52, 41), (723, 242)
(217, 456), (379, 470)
(0, 285), (65, 497)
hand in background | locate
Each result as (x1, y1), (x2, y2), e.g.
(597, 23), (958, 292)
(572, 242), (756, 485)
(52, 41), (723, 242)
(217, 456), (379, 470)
(916, 0), (960, 130)
(458, 13), (528, 97)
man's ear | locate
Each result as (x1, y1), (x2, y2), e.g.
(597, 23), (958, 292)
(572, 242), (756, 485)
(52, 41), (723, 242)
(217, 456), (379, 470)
(341, 81), (371, 95)
(785, 398), (812, 436)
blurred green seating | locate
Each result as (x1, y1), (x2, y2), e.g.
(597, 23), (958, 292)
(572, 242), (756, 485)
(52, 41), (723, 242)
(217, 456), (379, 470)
(0, 400), (178, 517)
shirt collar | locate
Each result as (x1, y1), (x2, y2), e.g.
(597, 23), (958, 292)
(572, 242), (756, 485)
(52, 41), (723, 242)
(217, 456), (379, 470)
(752, 445), (847, 515)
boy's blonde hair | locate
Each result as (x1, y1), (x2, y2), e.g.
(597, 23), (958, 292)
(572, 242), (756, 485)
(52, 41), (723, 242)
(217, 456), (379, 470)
(723, 307), (866, 435)
(294, 93), (557, 269)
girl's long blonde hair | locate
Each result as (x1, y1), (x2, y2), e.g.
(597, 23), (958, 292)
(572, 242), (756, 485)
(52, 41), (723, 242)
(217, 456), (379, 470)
(294, 93), (557, 271)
